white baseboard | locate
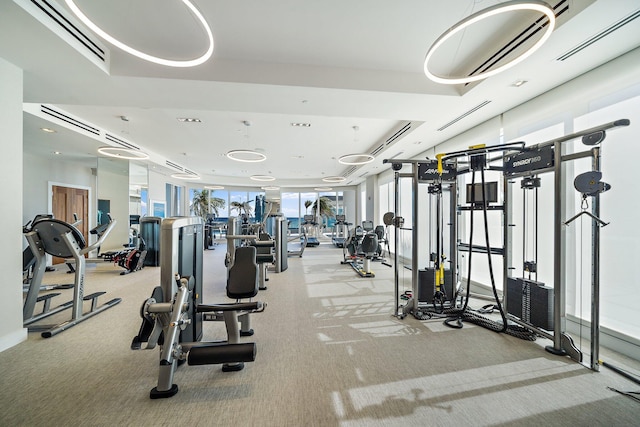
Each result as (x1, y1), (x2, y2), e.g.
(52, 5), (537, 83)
(0, 328), (28, 353)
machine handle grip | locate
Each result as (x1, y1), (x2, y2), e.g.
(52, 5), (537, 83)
(197, 302), (264, 313)
(187, 343), (256, 366)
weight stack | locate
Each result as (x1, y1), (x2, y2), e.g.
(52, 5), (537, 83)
(418, 268), (455, 304)
(506, 277), (554, 331)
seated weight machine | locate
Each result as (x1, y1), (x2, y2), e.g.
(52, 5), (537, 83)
(132, 217), (265, 399)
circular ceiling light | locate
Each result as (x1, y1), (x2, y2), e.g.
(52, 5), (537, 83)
(314, 187), (333, 191)
(338, 154), (375, 165)
(171, 173), (201, 180)
(226, 150), (267, 162)
(322, 176), (346, 183)
(423, 0), (556, 85)
(65, 0), (214, 68)
(250, 175), (275, 182)
(262, 186), (280, 190)
(204, 185), (224, 190)
(98, 146), (149, 160)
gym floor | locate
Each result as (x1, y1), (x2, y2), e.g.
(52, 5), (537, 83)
(3, 236), (640, 426)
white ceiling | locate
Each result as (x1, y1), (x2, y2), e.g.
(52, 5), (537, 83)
(3, 0), (640, 189)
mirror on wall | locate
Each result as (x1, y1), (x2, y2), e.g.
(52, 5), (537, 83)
(129, 161), (148, 220)
(96, 156), (130, 252)
(129, 161), (148, 247)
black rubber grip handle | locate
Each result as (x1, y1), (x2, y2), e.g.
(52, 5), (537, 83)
(197, 302), (261, 312)
(188, 343), (256, 366)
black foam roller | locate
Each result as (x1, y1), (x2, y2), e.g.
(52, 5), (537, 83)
(187, 343), (256, 366)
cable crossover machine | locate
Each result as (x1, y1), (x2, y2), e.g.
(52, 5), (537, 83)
(383, 118), (630, 370)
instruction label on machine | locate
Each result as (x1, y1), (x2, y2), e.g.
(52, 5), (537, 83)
(504, 146), (554, 176)
(418, 160), (456, 182)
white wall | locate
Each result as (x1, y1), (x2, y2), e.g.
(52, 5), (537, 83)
(0, 57), (27, 351)
(22, 151), (96, 230)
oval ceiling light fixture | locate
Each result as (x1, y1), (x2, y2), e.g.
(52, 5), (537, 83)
(171, 173), (201, 180)
(314, 187), (333, 192)
(250, 175), (275, 182)
(204, 185), (224, 190)
(423, 0), (556, 85)
(262, 186), (280, 191)
(226, 150), (267, 163)
(65, 0), (214, 68)
(98, 146), (149, 160)
(322, 176), (346, 183)
(338, 154), (375, 165)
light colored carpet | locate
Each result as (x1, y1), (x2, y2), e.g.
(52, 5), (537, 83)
(2, 239), (640, 426)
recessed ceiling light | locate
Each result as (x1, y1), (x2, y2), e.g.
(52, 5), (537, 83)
(41, 127), (56, 133)
(322, 176), (346, 183)
(338, 154), (375, 165)
(314, 187), (333, 191)
(226, 150), (267, 162)
(171, 173), (201, 180)
(65, 0), (214, 68)
(53, 151), (61, 155)
(177, 117), (202, 123)
(250, 175), (275, 182)
(512, 79), (528, 87)
(98, 146), (149, 160)
(291, 122), (311, 127)
(423, 1), (556, 85)
(204, 185), (224, 190)
(262, 186), (280, 190)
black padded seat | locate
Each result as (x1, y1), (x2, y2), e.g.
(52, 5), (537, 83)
(361, 233), (379, 255)
(227, 246), (259, 299)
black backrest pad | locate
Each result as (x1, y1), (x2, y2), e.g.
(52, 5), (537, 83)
(227, 246), (258, 299)
(32, 219), (86, 257)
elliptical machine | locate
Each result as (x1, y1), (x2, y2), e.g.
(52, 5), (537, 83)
(23, 216), (121, 337)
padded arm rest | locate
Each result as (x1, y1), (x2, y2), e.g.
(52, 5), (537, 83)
(251, 240), (275, 248)
(197, 301), (264, 313)
(256, 254), (275, 263)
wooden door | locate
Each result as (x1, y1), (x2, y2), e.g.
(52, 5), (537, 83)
(52, 185), (89, 264)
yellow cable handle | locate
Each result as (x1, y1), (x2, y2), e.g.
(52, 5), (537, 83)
(469, 143), (486, 150)
(435, 268), (441, 292)
(435, 153), (446, 175)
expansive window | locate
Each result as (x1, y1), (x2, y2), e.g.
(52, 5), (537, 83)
(571, 95), (640, 340)
(281, 192), (301, 233)
(187, 188), (264, 223)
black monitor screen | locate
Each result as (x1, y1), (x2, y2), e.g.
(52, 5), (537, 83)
(466, 182), (498, 204)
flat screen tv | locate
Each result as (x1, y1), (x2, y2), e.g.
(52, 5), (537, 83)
(465, 182), (498, 205)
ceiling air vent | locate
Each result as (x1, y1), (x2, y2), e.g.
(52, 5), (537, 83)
(40, 104), (100, 135)
(165, 161), (185, 172)
(184, 168), (198, 176)
(15, 0), (110, 73)
(370, 144), (385, 157)
(105, 133), (141, 151)
(384, 122), (412, 146)
(466, 0), (570, 80)
(342, 166), (358, 177)
(437, 101), (492, 131)
(557, 8), (640, 61)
